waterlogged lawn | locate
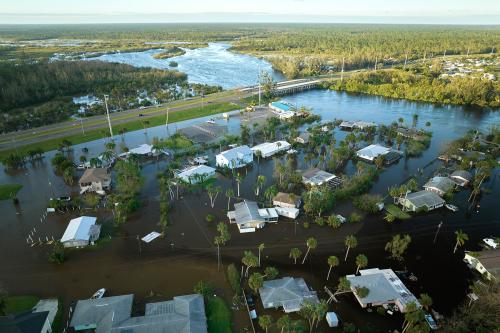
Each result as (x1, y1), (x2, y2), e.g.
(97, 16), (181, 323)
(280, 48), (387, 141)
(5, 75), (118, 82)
(4, 295), (39, 314)
(386, 204), (411, 219)
(0, 184), (22, 200)
(206, 296), (232, 333)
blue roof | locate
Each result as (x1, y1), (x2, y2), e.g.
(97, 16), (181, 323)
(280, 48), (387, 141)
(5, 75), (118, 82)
(271, 102), (291, 112)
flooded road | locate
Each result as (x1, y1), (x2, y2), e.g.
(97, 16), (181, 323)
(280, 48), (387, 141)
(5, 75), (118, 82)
(0, 89), (498, 332)
(89, 42), (284, 89)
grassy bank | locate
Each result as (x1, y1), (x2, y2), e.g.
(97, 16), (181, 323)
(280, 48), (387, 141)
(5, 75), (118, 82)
(206, 296), (232, 333)
(4, 295), (39, 314)
(0, 184), (22, 200)
(0, 102), (239, 160)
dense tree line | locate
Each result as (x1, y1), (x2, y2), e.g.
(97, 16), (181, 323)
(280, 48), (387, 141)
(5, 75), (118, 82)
(0, 61), (187, 132)
(326, 69), (499, 108)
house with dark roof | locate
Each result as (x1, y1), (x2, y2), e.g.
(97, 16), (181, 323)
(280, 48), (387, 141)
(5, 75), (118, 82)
(301, 168), (342, 188)
(450, 170), (472, 187)
(464, 249), (500, 280)
(259, 277), (319, 313)
(79, 168), (111, 195)
(69, 294), (207, 333)
(272, 192), (301, 209)
(0, 311), (51, 333)
(423, 176), (456, 196)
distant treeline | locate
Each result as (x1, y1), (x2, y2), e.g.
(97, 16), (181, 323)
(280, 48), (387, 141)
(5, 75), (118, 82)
(325, 69), (500, 108)
(0, 61), (187, 133)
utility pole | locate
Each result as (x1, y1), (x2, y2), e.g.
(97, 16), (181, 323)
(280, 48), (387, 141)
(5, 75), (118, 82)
(491, 47), (495, 55)
(103, 95), (113, 140)
(466, 48), (470, 57)
(165, 107), (170, 134)
(403, 53), (408, 69)
(443, 50), (447, 58)
(374, 56), (378, 71)
(340, 57), (345, 82)
(136, 235), (142, 255)
(433, 221), (443, 243)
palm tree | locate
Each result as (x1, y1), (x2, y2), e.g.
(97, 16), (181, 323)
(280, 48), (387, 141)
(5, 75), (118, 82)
(277, 315), (292, 333)
(235, 173), (243, 197)
(419, 293), (433, 311)
(248, 272), (264, 294)
(255, 175), (266, 196)
(302, 237), (318, 264)
(258, 243), (265, 267)
(242, 251), (258, 277)
(289, 247), (302, 264)
(225, 188), (234, 211)
(327, 256), (339, 281)
(264, 185), (278, 206)
(454, 229), (469, 253)
(344, 235), (358, 261)
(355, 254), (368, 274)
(258, 315), (273, 333)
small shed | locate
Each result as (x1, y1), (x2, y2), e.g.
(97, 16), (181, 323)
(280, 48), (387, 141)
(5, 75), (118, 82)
(326, 312), (339, 327)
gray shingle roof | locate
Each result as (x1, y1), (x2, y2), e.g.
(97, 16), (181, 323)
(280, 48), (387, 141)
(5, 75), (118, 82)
(232, 200), (264, 225)
(423, 176), (455, 193)
(450, 170), (472, 181)
(259, 277), (319, 313)
(405, 190), (445, 209)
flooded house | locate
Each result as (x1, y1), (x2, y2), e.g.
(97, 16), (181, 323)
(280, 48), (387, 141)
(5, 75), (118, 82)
(301, 168), (342, 188)
(60, 216), (101, 248)
(119, 143), (168, 158)
(464, 249), (500, 281)
(273, 192), (301, 209)
(0, 310), (52, 333)
(251, 141), (291, 158)
(346, 268), (419, 313)
(175, 165), (216, 184)
(356, 144), (401, 164)
(340, 120), (377, 131)
(294, 132), (311, 144)
(449, 170), (472, 187)
(399, 190), (445, 212)
(259, 277), (319, 313)
(227, 200), (278, 233)
(216, 145), (253, 169)
(69, 294), (207, 333)
(423, 176), (456, 196)
(78, 168), (111, 195)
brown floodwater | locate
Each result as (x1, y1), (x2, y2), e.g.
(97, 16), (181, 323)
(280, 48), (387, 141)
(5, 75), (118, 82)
(1, 90), (499, 332)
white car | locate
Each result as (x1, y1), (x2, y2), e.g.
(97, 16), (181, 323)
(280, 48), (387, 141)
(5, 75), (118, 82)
(483, 238), (498, 249)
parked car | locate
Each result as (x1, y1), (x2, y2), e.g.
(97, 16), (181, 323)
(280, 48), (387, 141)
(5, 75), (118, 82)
(245, 293), (255, 308)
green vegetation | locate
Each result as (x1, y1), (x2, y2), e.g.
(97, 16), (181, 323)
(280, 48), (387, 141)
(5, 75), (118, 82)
(152, 46), (186, 59)
(3, 295), (39, 314)
(0, 61), (187, 132)
(226, 264), (242, 295)
(206, 296), (232, 333)
(0, 101), (238, 161)
(441, 280), (500, 333)
(353, 194), (382, 213)
(327, 68), (499, 108)
(0, 184), (22, 200)
(385, 204), (411, 220)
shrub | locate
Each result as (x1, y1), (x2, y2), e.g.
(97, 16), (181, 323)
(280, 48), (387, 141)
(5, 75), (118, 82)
(303, 221), (310, 229)
(353, 194), (383, 213)
(226, 264), (241, 295)
(349, 212), (363, 223)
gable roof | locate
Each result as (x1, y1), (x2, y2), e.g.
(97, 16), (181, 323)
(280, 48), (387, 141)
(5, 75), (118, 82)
(79, 168), (110, 184)
(0, 311), (49, 333)
(61, 216), (97, 243)
(450, 170), (472, 181)
(477, 249), (500, 274)
(232, 200), (264, 225)
(301, 168), (336, 184)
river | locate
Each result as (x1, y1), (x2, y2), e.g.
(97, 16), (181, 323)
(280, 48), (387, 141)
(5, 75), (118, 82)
(89, 42), (284, 89)
(0, 87), (499, 331)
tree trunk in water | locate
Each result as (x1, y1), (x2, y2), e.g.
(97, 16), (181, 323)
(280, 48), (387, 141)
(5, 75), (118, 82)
(453, 241), (458, 253)
(344, 246), (350, 262)
(302, 247), (310, 264)
(327, 266), (332, 280)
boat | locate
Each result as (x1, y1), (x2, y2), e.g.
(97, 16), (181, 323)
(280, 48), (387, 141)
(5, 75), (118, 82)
(483, 238), (498, 249)
(445, 204), (458, 212)
(91, 288), (106, 299)
(206, 118), (216, 124)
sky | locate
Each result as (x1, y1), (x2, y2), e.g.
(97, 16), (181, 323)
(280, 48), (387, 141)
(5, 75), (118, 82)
(1, 0), (499, 24)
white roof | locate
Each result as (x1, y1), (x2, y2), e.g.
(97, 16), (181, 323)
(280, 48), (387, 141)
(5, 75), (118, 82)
(177, 165), (216, 179)
(251, 141), (291, 155)
(61, 216), (97, 242)
(356, 144), (391, 159)
(218, 145), (252, 161)
(129, 144), (153, 155)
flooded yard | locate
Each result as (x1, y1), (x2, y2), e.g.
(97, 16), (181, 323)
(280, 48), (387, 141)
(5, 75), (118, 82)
(0, 89), (498, 332)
